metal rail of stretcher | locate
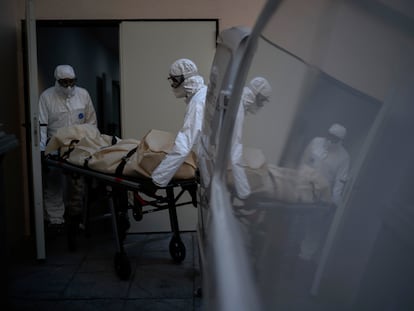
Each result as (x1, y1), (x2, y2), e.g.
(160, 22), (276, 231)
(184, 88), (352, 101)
(44, 156), (198, 280)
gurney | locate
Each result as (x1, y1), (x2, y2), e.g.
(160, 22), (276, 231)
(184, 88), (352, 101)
(43, 125), (198, 280)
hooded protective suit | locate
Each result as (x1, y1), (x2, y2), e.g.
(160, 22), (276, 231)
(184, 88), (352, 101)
(39, 65), (97, 225)
(298, 123), (351, 261)
(231, 77), (272, 199)
(299, 123), (350, 205)
(152, 59), (207, 187)
(39, 65), (97, 151)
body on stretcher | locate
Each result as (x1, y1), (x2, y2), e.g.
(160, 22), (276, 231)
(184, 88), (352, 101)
(43, 124), (199, 280)
(227, 146), (333, 204)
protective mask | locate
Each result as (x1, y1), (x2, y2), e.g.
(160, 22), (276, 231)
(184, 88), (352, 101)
(172, 84), (186, 98)
(325, 138), (341, 151)
(242, 88), (257, 114)
(62, 86), (75, 97)
(56, 83), (75, 98)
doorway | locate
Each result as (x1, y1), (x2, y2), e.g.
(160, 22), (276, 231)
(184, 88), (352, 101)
(36, 20), (121, 136)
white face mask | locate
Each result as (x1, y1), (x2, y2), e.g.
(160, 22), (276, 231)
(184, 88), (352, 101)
(242, 88), (257, 114)
(325, 138), (341, 152)
(56, 83), (75, 98)
(172, 84), (186, 98)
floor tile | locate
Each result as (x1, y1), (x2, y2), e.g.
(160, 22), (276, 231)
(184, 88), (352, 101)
(8, 231), (203, 310)
(64, 272), (131, 298)
(123, 298), (193, 311)
(9, 264), (78, 299)
(129, 260), (194, 299)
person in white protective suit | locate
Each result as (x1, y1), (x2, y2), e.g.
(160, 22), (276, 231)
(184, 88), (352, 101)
(151, 58), (207, 187)
(298, 123), (350, 262)
(299, 123), (350, 206)
(39, 65), (97, 230)
(231, 77), (272, 199)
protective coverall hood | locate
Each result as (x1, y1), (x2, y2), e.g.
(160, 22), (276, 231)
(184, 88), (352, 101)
(169, 59), (202, 99)
(328, 123), (347, 140)
(54, 65), (76, 80)
(242, 77), (272, 114)
(54, 65), (76, 98)
(169, 58), (198, 78)
(183, 75), (205, 102)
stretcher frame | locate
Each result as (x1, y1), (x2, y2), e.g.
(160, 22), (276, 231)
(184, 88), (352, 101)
(45, 156), (198, 280)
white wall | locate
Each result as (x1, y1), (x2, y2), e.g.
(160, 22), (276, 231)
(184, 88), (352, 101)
(268, 0), (414, 101)
(21, 0), (266, 31)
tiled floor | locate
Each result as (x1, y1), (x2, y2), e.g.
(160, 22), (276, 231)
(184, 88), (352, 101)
(6, 226), (203, 311)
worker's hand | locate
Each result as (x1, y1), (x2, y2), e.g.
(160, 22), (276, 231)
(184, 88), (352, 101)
(151, 178), (163, 188)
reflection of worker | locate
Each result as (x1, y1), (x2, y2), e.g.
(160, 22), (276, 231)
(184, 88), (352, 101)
(231, 77), (272, 199)
(39, 65), (97, 230)
(298, 123), (350, 262)
(299, 123), (350, 206)
(152, 59), (207, 187)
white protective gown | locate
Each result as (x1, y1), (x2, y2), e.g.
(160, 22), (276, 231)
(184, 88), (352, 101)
(230, 90), (251, 199)
(299, 137), (350, 205)
(39, 84), (97, 151)
(39, 83), (97, 224)
(152, 76), (207, 187)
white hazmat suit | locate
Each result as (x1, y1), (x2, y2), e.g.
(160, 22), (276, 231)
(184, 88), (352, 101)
(298, 123), (350, 261)
(39, 65), (97, 225)
(299, 123), (350, 205)
(152, 59), (207, 187)
(231, 77), (272, 199)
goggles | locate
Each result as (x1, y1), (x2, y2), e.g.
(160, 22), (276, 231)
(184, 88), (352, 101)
(58, 78), (77, 88)
(327, 133), (341, 143)
(167, 74), (185, 88)
(255, 93), (270, 107)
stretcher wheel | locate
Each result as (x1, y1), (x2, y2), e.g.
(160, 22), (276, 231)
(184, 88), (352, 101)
(169, 236), (186, 262)
(114, 251), (131, 280)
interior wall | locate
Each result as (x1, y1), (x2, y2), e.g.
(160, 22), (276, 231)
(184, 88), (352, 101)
(267, 0), (414, 101)
(24, 0), (266, 31)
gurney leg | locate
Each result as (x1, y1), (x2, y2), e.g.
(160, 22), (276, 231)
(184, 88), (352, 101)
(81, 176), (93, 237)
(108, 186), (131, 280)
(166, 187), (186, 262)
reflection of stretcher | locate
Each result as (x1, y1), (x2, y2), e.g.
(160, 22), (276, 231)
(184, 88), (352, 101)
(45, 155), (198, 280)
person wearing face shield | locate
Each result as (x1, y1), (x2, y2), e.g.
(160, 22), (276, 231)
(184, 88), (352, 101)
(151, 59), (207, 187)
(39, 65), (97, 232)
(298, 123), (350, 263)
(231, 77), (272, 199)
